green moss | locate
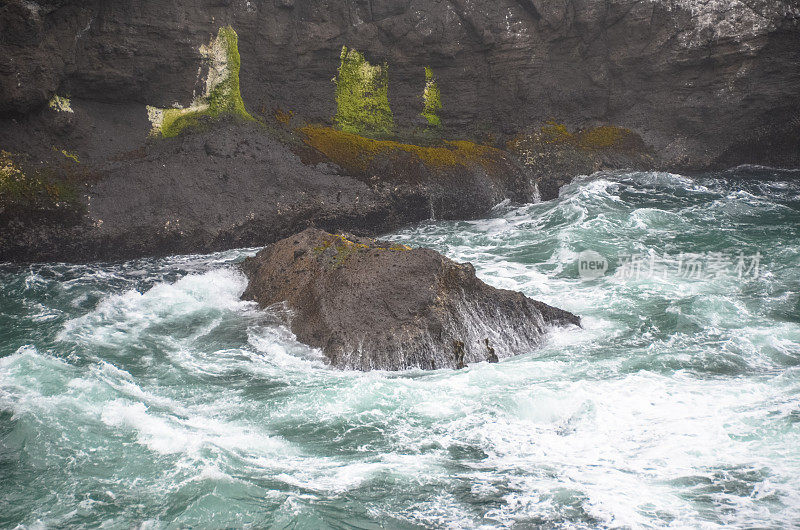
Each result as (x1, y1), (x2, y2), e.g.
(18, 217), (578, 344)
(0, 150), (78, 209)
(334, 46), (394, 137)
(575, 125), (632, 149)
(301, 125), (504, 174)
(160, 109), (204, 139)
(421, 66), (442, 128)
(151, 26), (253, 138)
(53, 147), (80, 164)
(205, 27), (251, 117)
(62, 150), (80, 163)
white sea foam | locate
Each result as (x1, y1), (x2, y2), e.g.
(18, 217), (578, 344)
(2, 171), (800, 527)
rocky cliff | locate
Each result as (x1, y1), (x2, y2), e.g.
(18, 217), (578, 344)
(1, 0), (798, 262)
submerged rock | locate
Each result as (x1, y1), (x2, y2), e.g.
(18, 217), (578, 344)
(241, 228), (580, 371)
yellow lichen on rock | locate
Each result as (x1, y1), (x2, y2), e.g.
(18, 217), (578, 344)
(508, 122), (637, 153)
(575, 125), (632, 149)
(52, 146), (80, 163)
(48, 95), (73, 113)
(300, 125), (504, 174)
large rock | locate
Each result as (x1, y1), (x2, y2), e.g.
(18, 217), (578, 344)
(240, 228), (580, 371)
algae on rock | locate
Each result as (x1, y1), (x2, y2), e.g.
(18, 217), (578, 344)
(300, 125), (504, 174)
(421, 66), (442, 128)
(147, 26), (253, 138)
(0, 150), (78, 211)
(333, 46), (394, 137)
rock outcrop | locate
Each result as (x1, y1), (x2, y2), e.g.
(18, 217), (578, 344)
(240, 228), (580, 371)
(0, 119), (540, 262)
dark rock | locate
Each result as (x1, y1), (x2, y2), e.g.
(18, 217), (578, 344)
(1, 0), (797, 167)
(240, 228), (580, 371)
(0, 1), (42, 46)
(314, 161), (343, 175)
(0, 119), (539, 262)
(484, 338), (499, 363)
(509, 125), (657, 200)
(0, 0), (798, 262)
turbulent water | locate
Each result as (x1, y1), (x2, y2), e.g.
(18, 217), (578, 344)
(1, 170), (799, 528)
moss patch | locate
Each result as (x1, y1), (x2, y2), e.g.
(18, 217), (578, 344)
(421, 66), (442, 128)
(313, 233), (411, 268)
(301, 125), (504, 174)
(148, 26), (253, 138)
(53, 147), (80, 164)
(48, 95), (73, 113)
(334, 46), (394, 137)
(575, 126), (632, 149)
(0, 150), (79, 212)
(539, 121), (573, 144)
(508, 122), (637, 152)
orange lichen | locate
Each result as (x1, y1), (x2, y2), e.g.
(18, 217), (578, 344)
(274, 107), (294, 125)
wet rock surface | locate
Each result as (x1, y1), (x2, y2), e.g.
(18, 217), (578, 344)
(240, 228), (580, 371)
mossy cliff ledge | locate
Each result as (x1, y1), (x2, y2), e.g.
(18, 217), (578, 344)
(300, 125), (536, 218)
(1, 0), (798, 168)
(147, 26), (253, 138)
(508, 123), (657, 200)
(0, 150), (82, 228)
(241, 228), (580, 371)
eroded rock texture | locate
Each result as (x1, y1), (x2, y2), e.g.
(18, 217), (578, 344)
(2, 0), (798, 167)
(241, 228), (581, 370)
(0, 0), (798, 263)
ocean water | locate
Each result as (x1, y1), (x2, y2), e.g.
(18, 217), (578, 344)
(1, 170), (799, 528)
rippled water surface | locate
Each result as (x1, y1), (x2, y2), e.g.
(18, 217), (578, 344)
(1, 170), (799, 528)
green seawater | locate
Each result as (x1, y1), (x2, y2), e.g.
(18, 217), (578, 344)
(1, 170), (799, 528)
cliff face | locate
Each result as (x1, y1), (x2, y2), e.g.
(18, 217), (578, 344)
(0, 0), (798, 262)
(2, 0), (798, 168)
